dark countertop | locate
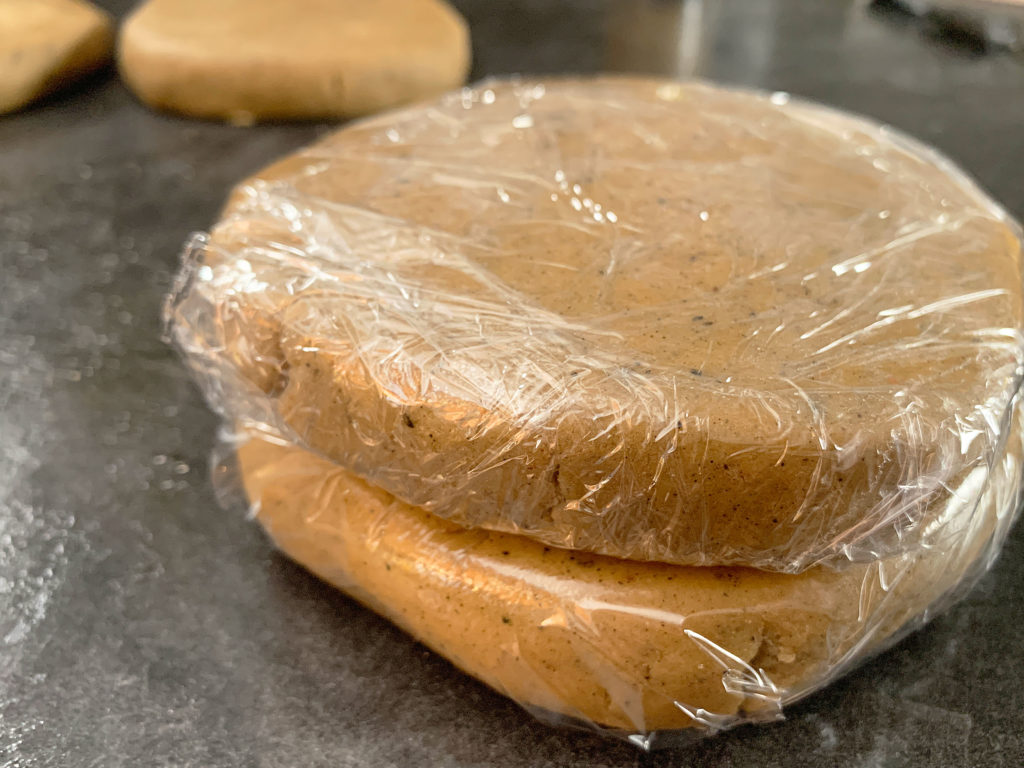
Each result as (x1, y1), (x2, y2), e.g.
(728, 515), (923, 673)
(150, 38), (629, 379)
(2, 1), (1023, 766)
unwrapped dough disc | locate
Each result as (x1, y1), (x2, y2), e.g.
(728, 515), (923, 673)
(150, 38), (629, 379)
(0, 0), (113, 114)
(117, 0), (471, 123)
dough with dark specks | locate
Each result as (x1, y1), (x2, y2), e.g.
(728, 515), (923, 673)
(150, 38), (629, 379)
(187, 78), (1024, 570)
(236, 434), (1003, 732)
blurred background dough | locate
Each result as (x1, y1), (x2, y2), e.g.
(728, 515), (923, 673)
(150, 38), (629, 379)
(117, 0), (471, 123)
(0, 0), (113, 114)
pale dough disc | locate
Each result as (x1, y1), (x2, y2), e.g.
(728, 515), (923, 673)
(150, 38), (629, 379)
(117, 0), (470, 123)
(235, 429), (1012, 733)
(0, 0), (113, 114)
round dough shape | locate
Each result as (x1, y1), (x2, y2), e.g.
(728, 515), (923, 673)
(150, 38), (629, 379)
(235, 430), (1014, 734)
(117, 0), (470, 123)
(0, 0), (113, 114)
(175, 77), (1024, 570)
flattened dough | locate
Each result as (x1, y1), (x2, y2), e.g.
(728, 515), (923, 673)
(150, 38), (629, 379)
(179, 78), (1024, 570)
(0, 0), (113, 114)
(117, 0), (470, 123)
(237, 433), (1007, 732)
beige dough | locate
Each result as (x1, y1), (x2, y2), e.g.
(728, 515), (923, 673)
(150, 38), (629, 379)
(0, 0), (113, 114)
(236, 430), (1010, 733)
(117, 0), (470, 123)
(179, 78), (1024, 570)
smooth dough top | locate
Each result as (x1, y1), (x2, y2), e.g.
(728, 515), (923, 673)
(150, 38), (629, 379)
(117, 0), (470, 122)
(179, 77), (1024, 571)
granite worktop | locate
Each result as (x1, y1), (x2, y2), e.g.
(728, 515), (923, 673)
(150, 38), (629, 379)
(2, 1), (1023, 765)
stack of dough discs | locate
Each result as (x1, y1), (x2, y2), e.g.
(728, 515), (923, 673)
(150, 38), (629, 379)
(117, 0), (470, 123)
(166, 78), (1024, 736)
(0, 0), (113, 114)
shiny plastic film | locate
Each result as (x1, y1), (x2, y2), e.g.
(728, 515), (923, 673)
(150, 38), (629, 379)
(217, 409), (1022, 743)
(166, 77), (1024, 742)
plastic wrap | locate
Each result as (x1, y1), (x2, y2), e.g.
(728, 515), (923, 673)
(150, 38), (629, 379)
(165, 76), (1024, 745)
(221, 399), (1021, 744)
(167, 77), (1024, 573)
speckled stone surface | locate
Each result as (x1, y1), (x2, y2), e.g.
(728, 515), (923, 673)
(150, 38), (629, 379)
(1, 1), (1023, 765)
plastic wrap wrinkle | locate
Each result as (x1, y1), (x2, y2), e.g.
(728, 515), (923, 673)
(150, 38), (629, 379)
(167, 76), (1024, 572)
